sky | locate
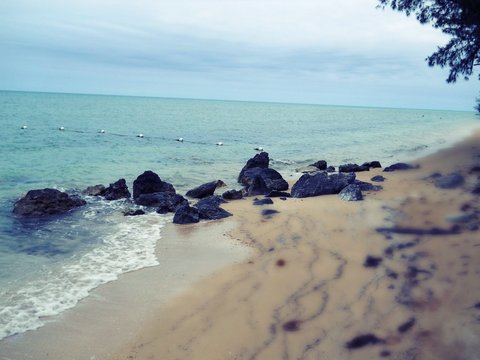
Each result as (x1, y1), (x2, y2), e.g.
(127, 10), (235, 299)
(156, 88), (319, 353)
(1, 0), (478, 110)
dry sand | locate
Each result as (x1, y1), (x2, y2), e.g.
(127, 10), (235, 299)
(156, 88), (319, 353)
(110, 130), (480, 360)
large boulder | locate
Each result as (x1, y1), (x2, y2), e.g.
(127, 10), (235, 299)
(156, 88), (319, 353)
(103, 179), (131, 200)
(246, 175), (270, 196)
(238, 152), (269, 183)
(13, 188), (86, 216)
(339, 163), (370, 172)
(186, 180), (226, 199)
(173, 204), (199, 224)
(362, 161), (382, 169)
(195, 196), (232, 220)
(133, 171), (175, 200)
(291, 172), (356, 198)
(134, 192), (187, 213)
(240, 168), (288, 192)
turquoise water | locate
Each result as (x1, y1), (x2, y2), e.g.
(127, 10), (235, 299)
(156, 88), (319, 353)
(0, 90), (478, 339)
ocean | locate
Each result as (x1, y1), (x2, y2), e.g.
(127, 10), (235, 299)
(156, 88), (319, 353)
(0, 90), (478, 340)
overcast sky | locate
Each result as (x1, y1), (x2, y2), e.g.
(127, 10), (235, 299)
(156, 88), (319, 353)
(1, 0), (478, 110)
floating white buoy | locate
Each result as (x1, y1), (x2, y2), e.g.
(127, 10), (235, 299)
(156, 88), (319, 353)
(99, 129), (105, 134)
(254, 146), (263, 151)
(21, 125), (27, 129)
(59, 126), (65, 131)
(216, 142), (223, 146)
(137, 133), (144, 138)
(176, 137), (184, 142)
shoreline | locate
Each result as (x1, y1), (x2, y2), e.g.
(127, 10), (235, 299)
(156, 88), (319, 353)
(1, 126), (479, 359)
(110, 128), (480, 359)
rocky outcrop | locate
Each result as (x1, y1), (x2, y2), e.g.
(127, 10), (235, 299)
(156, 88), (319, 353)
(195, 196), (232, 220)
(246, 175), (270, 196)
(434, 173), (465, 189)
(222, 189), (243, 200)
(134, 192), (187, 213)
(13, 188), (86, 216)
(238, 152), (269, 183)
(83, 184), (105, 196)
(383, 163), (417, 172)
(173, 204), (199, 224)
(241, 168), (288, 192)
(133, 171), (175, 200)
(103, 179), (131, 200)
(186, 180), (226, 199)
(326, 166), (336, 173)
(339, 163), (369, 172)
(291, 172), (356, 198)
(295, 166), (321, 174)
(338, 184), (363, 201)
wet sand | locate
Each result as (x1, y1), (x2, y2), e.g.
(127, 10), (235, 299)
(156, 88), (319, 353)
(111, 130), (480, 360)
(0, 219), (250, 360)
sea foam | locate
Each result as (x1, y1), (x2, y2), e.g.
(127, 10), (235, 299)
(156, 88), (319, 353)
(0, 209), (164, 340)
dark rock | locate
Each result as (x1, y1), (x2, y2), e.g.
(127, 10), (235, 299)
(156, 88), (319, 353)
(371, 175), (385, 182)
(253, 198), (274, 206)
(262, 209), (279, 217)
(13, 188), (86, 217)
(195, 196), (232, 220)
(282, 320), (301, 332)
(434, 173), (465, 189)
(173, 205), (199, 224)
(291, 172), (356, 198)
(133, 171), (175, 200)
(196, 195), (226, 208)
(185, 180), (226, 199)
(238, 152), (269, 183)
(364, 256), (383, 268)
(123, 209), (145, 216)
(355, 180), (383, 192)
(83, 184), (106, 196)
(309, 160), (327, 170)
(280, 197), (287, 201)
(397, 317), (416, 333)
(241, 168), (288, 192)
(362, 161), (382, 168)
(266, 190), (291, 198)
(103, 179), (131, 200)
(326, 166), (336, 173)
(247, 175), (270, 196)
(338, 184), (363, 201)
(383, 163), (417, 172)
(222, 189), (243, 200)
(380, 350), (391, 357)
(135, 192), (187, 211)
(470, 165), (480, 173)
(339, 163), (370, 172)
(345, 334), (383, 349)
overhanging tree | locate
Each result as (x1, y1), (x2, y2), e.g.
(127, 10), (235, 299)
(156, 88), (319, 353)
(377, 0), (480, 84)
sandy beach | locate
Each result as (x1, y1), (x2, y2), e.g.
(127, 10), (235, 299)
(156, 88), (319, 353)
(109, 129), (480, 360)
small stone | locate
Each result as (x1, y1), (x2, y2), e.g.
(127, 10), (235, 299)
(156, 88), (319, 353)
(253, 198), (274, 206)
(371, 175), (385, 182)
(434, 173), (465, 189)
(364, 256), (383, 268)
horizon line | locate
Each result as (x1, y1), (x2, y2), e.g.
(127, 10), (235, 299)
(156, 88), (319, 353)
(0, 88), (475, 113)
